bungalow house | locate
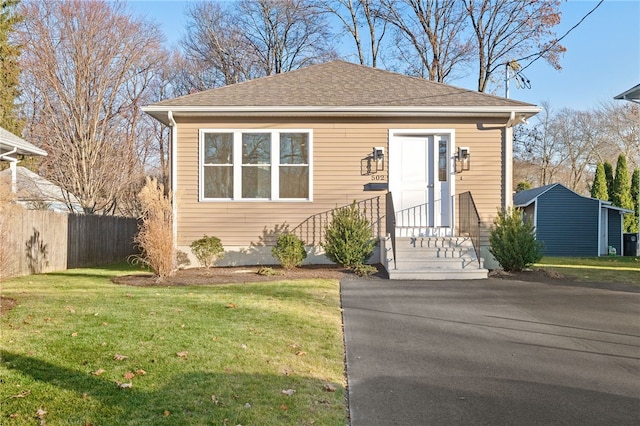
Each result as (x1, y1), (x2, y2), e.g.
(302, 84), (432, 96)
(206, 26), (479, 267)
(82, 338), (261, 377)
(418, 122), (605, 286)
(143, 60), (540, 279)
(0, 126), (48, 193)
(514, 183), (633, 257)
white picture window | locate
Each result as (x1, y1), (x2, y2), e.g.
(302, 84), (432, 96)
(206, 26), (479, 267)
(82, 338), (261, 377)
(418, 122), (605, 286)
(200, 130), (312, 201)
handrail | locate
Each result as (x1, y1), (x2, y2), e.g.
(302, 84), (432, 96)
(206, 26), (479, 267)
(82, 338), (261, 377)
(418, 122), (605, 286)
(458, 191), (481, 267)
(385, 192), (397, 269)
(291, 196), (383, 246)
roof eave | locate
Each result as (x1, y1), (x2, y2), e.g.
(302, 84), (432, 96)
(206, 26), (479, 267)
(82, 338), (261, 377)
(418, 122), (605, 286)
(614, 83), (640, 102)
(142, 105), (541, 126)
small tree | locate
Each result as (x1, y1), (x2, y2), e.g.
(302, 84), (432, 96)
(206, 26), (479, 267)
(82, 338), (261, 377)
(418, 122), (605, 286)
(612, 154), (635, 232)
(631, 168), (639, 234)
(190, 235), (224, 268)
(590, 162), (608, 200)
(489, 207), (543, 272)
(132, 177), (174, 279)
(603, 161), (614, 201)
(515, 181), (531, 193)
(322, 201), (375, 268)
(272, 233), (307, 269)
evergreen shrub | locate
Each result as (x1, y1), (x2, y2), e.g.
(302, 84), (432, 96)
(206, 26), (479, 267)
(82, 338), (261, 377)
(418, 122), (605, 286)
(271, 233), (307, 269)
(322, 201), (375, 268)
(190, 235), (224, 268)
(489, 207), (543, 272)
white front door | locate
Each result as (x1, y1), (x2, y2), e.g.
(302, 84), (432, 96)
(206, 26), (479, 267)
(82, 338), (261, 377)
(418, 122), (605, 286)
(389, 133), (453, 237)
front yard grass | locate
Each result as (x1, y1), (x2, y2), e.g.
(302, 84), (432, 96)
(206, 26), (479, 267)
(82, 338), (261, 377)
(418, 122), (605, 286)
(536, 256), (640, 286)
(1, 266), (346, 425)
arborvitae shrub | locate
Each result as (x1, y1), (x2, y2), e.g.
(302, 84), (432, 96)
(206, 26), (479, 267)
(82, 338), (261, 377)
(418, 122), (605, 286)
(489, 207), (543, 272)
(271, 233), (307, 269)
(322, 201), (375, 268)
(190, 235), (224, 268)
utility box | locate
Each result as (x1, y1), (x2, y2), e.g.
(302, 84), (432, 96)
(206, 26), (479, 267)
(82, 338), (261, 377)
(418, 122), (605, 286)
(623, 233), (638, 257)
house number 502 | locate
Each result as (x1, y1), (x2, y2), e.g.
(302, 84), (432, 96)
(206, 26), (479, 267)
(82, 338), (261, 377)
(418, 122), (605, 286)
(371, 175), (387, 181)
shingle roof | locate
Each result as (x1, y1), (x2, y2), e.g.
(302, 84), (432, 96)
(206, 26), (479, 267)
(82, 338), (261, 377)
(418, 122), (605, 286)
(152, 60), (534, 109)
(513, 183), (558, 207)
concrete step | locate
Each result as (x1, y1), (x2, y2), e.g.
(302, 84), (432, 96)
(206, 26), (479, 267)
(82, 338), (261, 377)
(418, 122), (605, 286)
(387, 235), (487, 280)
(394, 257), (481, 269)
(388, 268), (488, 280)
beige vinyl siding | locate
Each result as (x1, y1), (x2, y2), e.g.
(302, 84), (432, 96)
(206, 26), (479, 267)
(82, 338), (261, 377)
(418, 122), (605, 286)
(174, 116), (507, 249)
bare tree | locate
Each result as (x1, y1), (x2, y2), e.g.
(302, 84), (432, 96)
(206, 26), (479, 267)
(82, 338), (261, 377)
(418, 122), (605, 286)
(17, 0), (165, 214)
(513, 102), (565, 187)
(321, 0), (388, 67)
(463, 0), (563, 92)
(381, 0), (471, 81)
(598, 102), (640, 172)
(239, 0), (337, 76)
(181, 2), (253, 88)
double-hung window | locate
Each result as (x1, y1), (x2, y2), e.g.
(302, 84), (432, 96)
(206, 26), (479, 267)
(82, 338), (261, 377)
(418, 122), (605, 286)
(200, 130), (312, 201)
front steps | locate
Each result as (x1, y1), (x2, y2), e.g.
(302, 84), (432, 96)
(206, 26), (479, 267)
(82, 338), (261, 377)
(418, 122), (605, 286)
(386, 236), (488, 280)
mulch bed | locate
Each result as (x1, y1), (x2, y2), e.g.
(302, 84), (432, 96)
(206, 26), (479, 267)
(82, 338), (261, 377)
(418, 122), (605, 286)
(112, 264), (388, 287)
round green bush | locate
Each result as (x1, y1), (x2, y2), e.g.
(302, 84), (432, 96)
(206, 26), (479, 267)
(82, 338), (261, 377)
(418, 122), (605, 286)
(190, 235), (224, 268)
(272, 233), (307, 269)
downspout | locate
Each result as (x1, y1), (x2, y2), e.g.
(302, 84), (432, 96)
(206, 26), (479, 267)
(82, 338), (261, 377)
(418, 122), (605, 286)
(0, 145), (19, 193)
(504, 112), (516, 210)
(167, 111), (178, 257)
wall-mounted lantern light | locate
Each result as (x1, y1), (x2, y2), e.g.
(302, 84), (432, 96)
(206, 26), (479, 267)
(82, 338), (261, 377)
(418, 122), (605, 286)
(456, 147), (470, 172)
(373, 147), (384, 171)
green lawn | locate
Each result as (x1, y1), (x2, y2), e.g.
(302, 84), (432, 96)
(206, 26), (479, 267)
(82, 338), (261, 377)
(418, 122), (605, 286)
(536, 256), (640, 286)
(1, 266), (347, 425)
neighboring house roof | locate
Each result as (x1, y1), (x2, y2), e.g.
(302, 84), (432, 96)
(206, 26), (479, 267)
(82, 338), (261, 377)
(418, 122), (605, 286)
(614, 83), (640, 103)
(514, 183), (633, 214)
(144, 60), (540, 125)
(0, 126), (47, 158)
(0, 166), (83, 213)
(513, 183), (557, 207)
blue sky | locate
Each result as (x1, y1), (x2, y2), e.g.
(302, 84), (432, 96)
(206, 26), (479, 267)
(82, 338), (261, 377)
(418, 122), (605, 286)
(125, 0), (640, 110)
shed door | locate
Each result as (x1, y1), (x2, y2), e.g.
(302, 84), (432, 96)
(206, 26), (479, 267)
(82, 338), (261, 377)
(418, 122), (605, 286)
(600, 208), (608, 255)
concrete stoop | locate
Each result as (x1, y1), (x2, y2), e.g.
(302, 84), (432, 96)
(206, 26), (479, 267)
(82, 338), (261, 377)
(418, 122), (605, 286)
(387, 236), (488, 280)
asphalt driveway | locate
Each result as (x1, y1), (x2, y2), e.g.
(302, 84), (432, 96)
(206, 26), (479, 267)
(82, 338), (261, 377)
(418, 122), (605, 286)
(341, 278), (640, 425)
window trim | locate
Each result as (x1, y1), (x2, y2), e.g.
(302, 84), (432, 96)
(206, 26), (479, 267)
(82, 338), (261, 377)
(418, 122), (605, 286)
(199, 129), (313, 202)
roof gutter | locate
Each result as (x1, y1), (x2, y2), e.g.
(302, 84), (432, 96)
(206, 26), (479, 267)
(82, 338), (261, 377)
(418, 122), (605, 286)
(0, 145), (18, 162)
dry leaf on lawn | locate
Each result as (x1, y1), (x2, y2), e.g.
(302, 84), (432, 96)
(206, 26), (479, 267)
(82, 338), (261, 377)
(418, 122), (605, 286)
(71, 332), (78, 337)
(163, 410), (170, 417)
(176, 351), (188, 358)
(123, 371), (135, 380)
(10, 390), (31, 398)
(295, 350), (307, 356)
(281, 389), (296, 396)
(118, 382), (133, 389)
(226, 303), (237, 308)
(113, 354), (128, 361)
(136, 369), (146, 376)
(324, 383), (337, 392)
(91, 368), (106, 376)
(279, 404), (288, 411)
(36, 408), (47, 419)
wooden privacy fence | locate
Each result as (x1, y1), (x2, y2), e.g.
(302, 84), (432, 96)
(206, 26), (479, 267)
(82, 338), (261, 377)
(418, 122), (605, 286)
(2, 210), (139, 278)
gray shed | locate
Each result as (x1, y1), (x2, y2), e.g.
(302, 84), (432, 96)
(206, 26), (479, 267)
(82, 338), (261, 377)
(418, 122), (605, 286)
(514, 183), (633, 257)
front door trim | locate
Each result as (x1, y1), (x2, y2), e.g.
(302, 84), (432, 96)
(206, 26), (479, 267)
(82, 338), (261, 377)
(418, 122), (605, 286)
(388, 129), (456, 236)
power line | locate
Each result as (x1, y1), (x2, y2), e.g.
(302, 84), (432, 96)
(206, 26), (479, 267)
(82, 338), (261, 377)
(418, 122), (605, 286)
(518, 0), (605, 72)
